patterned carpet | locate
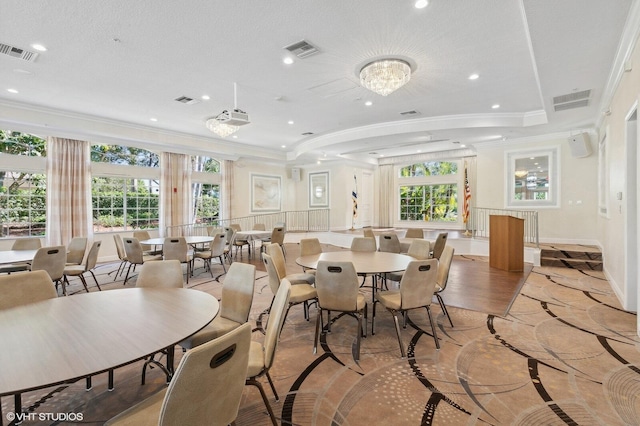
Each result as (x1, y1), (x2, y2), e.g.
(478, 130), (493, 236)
(2, 243), (639, 425)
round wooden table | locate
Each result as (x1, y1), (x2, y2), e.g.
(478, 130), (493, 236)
(140, 236), (213, 246)
(0, 287), (219, 397)
(0, 250), (38, 265)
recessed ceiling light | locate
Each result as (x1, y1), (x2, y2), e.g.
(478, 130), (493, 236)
(232, 135), (238, 139)
(150, 118), (157, 122)
(379, 154), (384, 157)
(417, 149), (422, 153)
(201, 95), (210, 100)
(31, 44), (47, 52)
(288, 120), (294, 125)
(415, 0), (429, 9)
(7, 89), (18, 94)
(365, 101), (373, 106)
(281, 145), (286, 148)
(492, 104), (500, 109)
(460, 144), (467, 148)
(468, 73), (479, 80)
(283, 57), (294, 65)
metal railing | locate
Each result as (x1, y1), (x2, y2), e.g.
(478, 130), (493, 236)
(166, 209), (330, 236)
(468, 207), (539, 248)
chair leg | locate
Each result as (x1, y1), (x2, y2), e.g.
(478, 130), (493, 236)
(265, 370), (279, 401)
(123, 263), (134, 285)
(436, 294), (454, 327)
(78, 274), (90, 293)
(313, 307), (321, 354)
(246, 378), (278, 426)
(391, 311), (407, 358)
(89, 270), (102, 291)
(371, 300), (377, 335)
(426, 306), (440, 350)
(355, 312), (362, 361)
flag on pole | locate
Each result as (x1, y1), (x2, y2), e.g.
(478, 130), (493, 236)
(463, 161), (471, 224)
(352, 174), (358, 219)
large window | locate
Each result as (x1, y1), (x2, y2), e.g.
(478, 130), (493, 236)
(192, 155), (220, 224)
(398, 161), (459, 223)
(0, 131), (47, 237)
(505, 147), (559, 208)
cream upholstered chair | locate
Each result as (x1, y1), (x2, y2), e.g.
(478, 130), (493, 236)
(350, 237), (376, 252)
(133, 230), (161, 255)
(262, 226), (286, 256)
(404, 228), (424, 239)
(372, 258), (440, 357)
(363, 228), (375, 238)
(223, 227), (235, 263)
(193, 233), (227, 278)
(111, 234), (128, 281)
(265, 243), (314, 286)
(229, 223), (242, 231)
(162, 237), (193, 284)
(262, 252), (316, 322)
(378, 233), (400, 253)
(66, 236), (87, 266)
(314, 261), (367, 361)
(299, 237), (322, 273)
(121, 237), (162, 285)
(434, 245), (455, 327)
(30, 246), (67, 295)
(0, 269), (57, 310)
(63, 240), (102, 293)
(106, 322), (252, 426)
(253, 223), (266, 231)
(431, 232), (449, 260)
(0, 237), (42, 274)
(386, 239), (432, 283)
(245, 279), (291, 426)
(180, 262), (255, 350)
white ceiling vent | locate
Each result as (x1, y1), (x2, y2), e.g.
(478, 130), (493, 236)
(174, 96), (200, 105)
(0, 43), (39, 62)
(400, 110), (421, 116)
(553, 90), (591, 112)
(284, 40), (319, 59)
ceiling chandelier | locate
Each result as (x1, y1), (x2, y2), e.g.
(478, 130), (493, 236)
(359, 59), (412, 96)
(205, 83), (250, 138)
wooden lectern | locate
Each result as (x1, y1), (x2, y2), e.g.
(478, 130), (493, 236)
(489, 215), (524, 271)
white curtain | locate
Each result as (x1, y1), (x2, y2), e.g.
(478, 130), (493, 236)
(45, 137), (92, 246)
(378, 164), (394, 227)
(159, 152), (191, 236)
(221, 160), (234, 220)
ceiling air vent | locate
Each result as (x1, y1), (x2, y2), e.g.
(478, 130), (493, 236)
(284, 40), (319, 59)
(400, 110), (421, 116)
(174, 96), (200, 105)
(301, 132), (314, 136)
(553, 90), (590, 112)
(0, 43), (39, 62)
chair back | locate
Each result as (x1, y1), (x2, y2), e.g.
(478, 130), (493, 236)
(133, 230), (152, 251)
(350, 237), (376, 252)
(315, 261), (360, 312)
(66, 237), (88, 265)
(84, 241), (102, 271)
(399, 259), (438, 310)
(379, 233), (400, 253)
(265, 243), (287, 279)
(363, 228), (375, 239)
(300, 238), (322, 257)
(220, 263), (255, 324)
(0, 270), (57, 310)
(263, 279), (291, 371)
(224, 227), (236, 247)
(163, 237), (189, 263)
(270, 227), (285, 246)
(209, 233), (227, 257)
(12, 237), (42, 250)
(159, 322), (252, 426)
(432, 232), (448, 259)
(113, 234), (127, 261)
(122, 237), (144, 264)
(407, 239), (432, 260)
(253, 223), (266, 231)
(137, 260), (184, 288)
(229, 224), (241, 231)
(31, 246), (66, 281)
(261, 253), (281, 295)
(404, 228), (424, 239)
(436, 246), (455, 291)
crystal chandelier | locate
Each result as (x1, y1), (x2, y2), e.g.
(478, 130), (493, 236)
(359, 59), (412, 96)
(205, 83), (249, 138)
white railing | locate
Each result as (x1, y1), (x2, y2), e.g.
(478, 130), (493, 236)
(166, 209), (331, 236)
(469, 207), (539, 247)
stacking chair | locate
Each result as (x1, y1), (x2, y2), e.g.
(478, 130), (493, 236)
(253, 223), (266, 231)
(133, 230), (162, 255)
(363, 228), (375, 239)
(351, 237), (376, 252)
(431, 232), (448, 259)
(299, 237), (322, 273)
(229, 223), (242, 231)
(193, 233), (227, 278)
(63, 241), (102, 293)
(162, 237), (193, 284)
(262, 226), (286, 256)
(223, 227), (236, 262)
(111, 234), (128, 281)
(378, 233), (400, 253)
(30, 246), (67, 295)
(265, 243), (315, 286)
(434, 245), (455, 327)
(0, 237), (42, 274)
(262, 252), (317, 322)
(106, 322), (252, 426)
(372, 259), (440, 357)
(386, 239), (432, 283)
(404, 228), (424, 239)
(180, 262), (255, 350)
(121, 237), (163, 285)
(66, 236), (87, 266)
(314, 261), (367, 361)
(245, 279), (291, 426)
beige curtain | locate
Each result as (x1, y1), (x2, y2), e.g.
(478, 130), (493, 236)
(378, 164), (394, 227)
(221, 160), (234, 220)
(45, 137), (92, 246)
(160, 152), (191, 236)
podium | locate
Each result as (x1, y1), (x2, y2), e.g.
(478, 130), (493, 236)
(489, 215), (524, 271)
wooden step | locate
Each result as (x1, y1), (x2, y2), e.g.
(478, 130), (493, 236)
(540, 247), (602, 271)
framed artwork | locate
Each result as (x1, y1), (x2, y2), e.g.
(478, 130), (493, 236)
(251, 174), (281, 212)
(309, 171), (329, 208)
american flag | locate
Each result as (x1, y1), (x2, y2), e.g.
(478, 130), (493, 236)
(463, 161), (471, 224)
(352, 174), (358, 219)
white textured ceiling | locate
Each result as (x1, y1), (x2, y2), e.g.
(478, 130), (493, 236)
(0, 0), (636, 165)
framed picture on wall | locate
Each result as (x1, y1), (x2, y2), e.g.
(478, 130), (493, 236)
(251, 174), (281, 212)
(309, 171), (329, 208)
